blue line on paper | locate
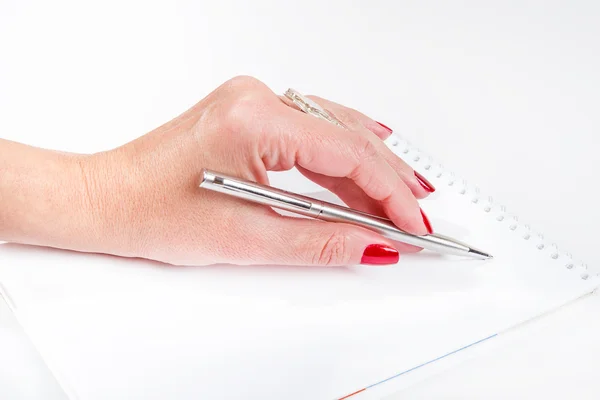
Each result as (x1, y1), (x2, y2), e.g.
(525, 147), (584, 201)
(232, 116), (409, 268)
(365, 333), (498, 390)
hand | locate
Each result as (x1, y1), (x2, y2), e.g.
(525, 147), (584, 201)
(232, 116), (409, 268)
(1, 76), (435, 266)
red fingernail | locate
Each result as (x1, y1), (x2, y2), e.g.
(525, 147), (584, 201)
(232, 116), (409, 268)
(361, 244), (399, 265)
(414, 171), (436, 193)
(376, 121), (393, 134)
(421, 208), (434, 234)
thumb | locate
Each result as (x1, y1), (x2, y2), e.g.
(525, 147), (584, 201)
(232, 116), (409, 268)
(252, 214), (400, 266)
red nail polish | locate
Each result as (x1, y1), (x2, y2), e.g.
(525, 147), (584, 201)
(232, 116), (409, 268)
(361, 244), (399, 265)
(414, 171), (436, 193)
(420, 209), (434, 234)
(376, 121), (393, 134)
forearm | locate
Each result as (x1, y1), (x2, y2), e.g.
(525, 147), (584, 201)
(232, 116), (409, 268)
(0, 139), (99, 251)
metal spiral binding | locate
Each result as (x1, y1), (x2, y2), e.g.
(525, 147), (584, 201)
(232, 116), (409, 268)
(387, 134), (595, 281)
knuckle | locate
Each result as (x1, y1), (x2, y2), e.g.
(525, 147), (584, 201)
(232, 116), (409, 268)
(389, 214), (414, 232)
(349, 138), (378, 179)
(260, 132), (295, 170)
(220, 96), (259, 135)
(220, 99), (251, 133)
(349, 139), (399, 201)
(216, 77), (272, 135)
(225, 75), (264, 90)
(314, 230), (351, 266)
(356, 138), (378, 163)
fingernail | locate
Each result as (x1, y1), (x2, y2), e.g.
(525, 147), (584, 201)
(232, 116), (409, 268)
(414, 171), (436, 193)
(376, 121), (393, 134)
(420, 208), (434, 234)
(361, 244), (399, 265)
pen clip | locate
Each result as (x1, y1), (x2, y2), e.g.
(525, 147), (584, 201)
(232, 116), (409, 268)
(284, 88), (348, 129)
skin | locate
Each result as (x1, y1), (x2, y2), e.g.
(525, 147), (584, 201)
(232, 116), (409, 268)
(0, 76), (431, 266)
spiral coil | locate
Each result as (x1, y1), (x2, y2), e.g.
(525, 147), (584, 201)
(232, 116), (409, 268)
(387, 134), (596, 281)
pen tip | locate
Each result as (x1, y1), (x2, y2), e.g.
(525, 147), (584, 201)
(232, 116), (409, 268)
(468, 247), (494, 260)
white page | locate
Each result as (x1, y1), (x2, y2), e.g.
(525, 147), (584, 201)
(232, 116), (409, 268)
(0, 136), (597, 399)
(0, 287), (69, 400)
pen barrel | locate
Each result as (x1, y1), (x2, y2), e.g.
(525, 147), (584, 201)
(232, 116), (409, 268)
(199, 169), (482, 259)
(199, 169), (323, 217)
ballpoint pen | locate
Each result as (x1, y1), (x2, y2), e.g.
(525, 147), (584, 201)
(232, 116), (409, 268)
(199, 169), (493, 260)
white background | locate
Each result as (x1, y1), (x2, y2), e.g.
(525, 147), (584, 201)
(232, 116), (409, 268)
(0, 0), (599, 398)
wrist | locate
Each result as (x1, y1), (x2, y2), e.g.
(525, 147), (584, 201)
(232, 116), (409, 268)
(76, 148), (144, 257)
(38, 152), (107, 252)
(0, 140), (101, 251)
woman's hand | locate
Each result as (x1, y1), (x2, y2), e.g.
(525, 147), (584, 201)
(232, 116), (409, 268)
(1, 76), (435, 266)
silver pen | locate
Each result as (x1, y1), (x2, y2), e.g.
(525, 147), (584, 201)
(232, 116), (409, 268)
(199, 169), (493, 260)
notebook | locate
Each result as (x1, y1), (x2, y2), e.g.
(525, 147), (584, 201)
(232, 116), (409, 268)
(0, 132), (597, 400)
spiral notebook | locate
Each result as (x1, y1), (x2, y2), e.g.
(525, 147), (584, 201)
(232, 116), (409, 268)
(0, 133), (598, 400)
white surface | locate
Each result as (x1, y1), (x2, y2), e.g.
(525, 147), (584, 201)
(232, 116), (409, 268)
(384, 292), (600, 400)
(0, 289), (67, 400)
(0, 0), (599, 399)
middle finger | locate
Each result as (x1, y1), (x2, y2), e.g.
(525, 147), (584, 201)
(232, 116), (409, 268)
(307, 95), (436, 199)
